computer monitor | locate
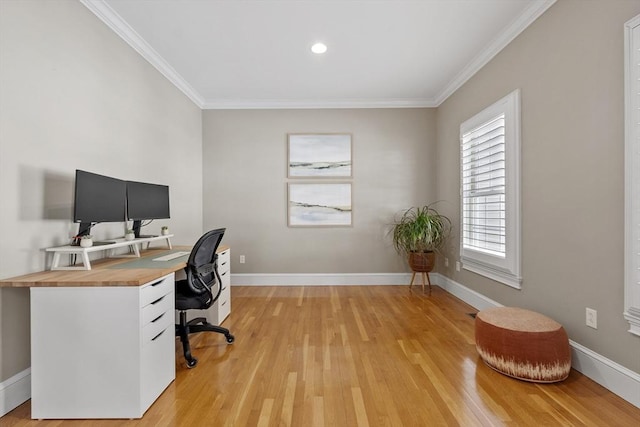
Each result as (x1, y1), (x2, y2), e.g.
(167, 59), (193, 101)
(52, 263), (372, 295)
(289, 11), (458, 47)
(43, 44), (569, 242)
(126, 180), (170, 238)
(73, 170), (127, 241)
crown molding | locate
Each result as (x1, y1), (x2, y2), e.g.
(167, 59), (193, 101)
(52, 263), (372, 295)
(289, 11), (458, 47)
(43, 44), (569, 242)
(202, 98), (437, 110)
(82, 0), (555, 110)
(433, 0), (556, 106)
(80, 0), (205, 108)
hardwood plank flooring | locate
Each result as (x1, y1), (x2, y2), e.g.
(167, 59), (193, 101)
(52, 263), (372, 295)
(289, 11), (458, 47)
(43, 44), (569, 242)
(3, 286), (639, 426)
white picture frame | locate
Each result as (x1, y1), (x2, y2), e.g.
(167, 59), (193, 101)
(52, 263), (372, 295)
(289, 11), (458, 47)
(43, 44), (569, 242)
(287, 182), (352, 227)
(288, 134), (352, 178)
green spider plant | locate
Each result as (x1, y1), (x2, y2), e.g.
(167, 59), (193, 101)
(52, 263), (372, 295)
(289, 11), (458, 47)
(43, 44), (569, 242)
(392, 204), (451, 255)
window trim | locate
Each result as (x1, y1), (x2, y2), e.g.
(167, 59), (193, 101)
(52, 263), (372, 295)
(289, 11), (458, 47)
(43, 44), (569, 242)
(624, 14), (640, 336)
(460, 89), (522, 289)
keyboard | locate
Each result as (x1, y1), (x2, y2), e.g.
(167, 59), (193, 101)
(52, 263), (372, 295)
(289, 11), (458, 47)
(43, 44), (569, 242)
(152, 251), (190, 262)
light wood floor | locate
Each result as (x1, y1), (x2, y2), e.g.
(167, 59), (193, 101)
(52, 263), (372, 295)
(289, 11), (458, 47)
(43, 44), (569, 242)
(3, 285), (640, 426)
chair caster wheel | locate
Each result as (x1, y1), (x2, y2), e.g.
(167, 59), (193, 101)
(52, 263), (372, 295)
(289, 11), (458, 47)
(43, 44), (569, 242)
(186, 358), (198, 368)
(226, 334), (235, 344)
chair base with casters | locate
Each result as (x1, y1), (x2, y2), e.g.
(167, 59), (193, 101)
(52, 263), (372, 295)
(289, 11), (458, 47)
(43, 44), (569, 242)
(174, 228), (235, 368)
(176, 311), (235, 368)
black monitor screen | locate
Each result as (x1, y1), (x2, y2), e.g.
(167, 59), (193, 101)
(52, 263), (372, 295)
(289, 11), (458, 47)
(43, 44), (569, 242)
(126, 181), (170, 220)
(73, 170), (126, 223)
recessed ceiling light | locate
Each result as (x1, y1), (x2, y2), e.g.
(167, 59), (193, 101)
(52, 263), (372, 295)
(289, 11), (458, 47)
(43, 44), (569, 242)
(311, 42), (327, 54)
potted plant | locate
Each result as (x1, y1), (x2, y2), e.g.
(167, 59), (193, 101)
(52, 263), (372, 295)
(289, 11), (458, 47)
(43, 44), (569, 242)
(391, 204), (451, 289)
(80, 235), (93, 248)
(125, 229), (135, 241)
(161, 226), (169, 236)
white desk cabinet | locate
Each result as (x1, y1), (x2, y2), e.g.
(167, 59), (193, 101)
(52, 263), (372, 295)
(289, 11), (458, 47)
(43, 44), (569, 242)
(210, 247), (231, 324)
(30, 273), (175, 419)
(183, 247), (231, 326)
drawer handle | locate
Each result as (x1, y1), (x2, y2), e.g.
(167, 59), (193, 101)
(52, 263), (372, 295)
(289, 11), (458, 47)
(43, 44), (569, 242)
(221, 271), (227, 276)
(221, 301), (227, 306)
(150, 279), (164, 287)
(151, 295), (165, 305)
(151, 329), (166, 341)
(152, 313), (165, 323)
(222, 286), (227, 291)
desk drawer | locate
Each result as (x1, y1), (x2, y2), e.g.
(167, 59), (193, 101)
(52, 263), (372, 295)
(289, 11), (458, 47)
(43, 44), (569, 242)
(140, 274), (173, 307)
(141, 320), (174, 410)
(218, 249), (230, 275)
(217, 270), (230, 305)
(219, 271), (230, 300)
(212, 267), (231, 324)
(217, 297), (231, 322)
(142, 310), (173, 345)
(142, 292), (173, 326)
(219, 268), (230, 287)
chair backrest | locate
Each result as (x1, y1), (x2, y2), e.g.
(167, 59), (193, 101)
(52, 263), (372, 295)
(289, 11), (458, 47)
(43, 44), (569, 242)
(183, 228), (226, 305)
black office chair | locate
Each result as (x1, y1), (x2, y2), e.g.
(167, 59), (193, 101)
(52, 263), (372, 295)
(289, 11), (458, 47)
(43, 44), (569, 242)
(175, 228), (235, 368)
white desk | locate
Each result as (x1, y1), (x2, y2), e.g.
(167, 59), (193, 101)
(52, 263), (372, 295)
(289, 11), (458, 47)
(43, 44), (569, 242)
(0, 245), (230, 420)
(45, 234), (173, 271)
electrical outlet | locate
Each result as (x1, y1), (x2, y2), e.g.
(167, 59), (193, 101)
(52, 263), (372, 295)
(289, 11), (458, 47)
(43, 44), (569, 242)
(240, 255), (245, 264)
(455, 261), (461, 272)
(586, 307), (597, 329)
(444, 258), (449, 267)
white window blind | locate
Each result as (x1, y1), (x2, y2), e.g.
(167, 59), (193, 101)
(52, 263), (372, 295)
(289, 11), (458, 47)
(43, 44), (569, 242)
(624, 14), (640, 336)
(462, 114), (506, 258)
(459, 89), (521, 289)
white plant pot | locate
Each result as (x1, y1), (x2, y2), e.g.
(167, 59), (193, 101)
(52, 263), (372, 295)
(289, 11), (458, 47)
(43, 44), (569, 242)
(80, 238), (93, 248)
(161, 229), (169, 236)
(125, 233), (135, 241)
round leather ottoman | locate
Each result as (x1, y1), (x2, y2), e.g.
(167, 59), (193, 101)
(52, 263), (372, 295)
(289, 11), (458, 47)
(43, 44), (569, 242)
(475, 307), (571, 383)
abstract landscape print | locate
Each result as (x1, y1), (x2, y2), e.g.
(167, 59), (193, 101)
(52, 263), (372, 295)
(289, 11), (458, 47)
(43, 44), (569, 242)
(288, 134), (352, 178)
(288, 183), (352, 227)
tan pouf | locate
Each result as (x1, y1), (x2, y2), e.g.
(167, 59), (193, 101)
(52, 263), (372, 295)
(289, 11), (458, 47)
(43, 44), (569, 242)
(475, 307), (571, 383)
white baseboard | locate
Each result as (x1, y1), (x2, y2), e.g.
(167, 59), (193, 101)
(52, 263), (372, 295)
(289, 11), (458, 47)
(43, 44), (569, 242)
(231, 273), (412, 286)
(569, 340), (640, 408)
(431, 272), (504, 311)
(0, 368), (30, 417)
(432, 273), (640, 408)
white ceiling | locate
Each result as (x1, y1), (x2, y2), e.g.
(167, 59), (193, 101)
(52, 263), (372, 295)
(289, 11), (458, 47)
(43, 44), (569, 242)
(83, 0), (555, 109)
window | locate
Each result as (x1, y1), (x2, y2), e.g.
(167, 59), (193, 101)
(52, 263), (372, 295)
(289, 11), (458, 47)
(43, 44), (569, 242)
(624, 14), (640, 336)
(460, 89), (521, 288)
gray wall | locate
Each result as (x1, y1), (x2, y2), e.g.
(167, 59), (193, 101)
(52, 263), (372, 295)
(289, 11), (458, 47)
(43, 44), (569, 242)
(202, 109), (436, 274)
(435, 0), (640, 372)
(0, 1), (203, 382)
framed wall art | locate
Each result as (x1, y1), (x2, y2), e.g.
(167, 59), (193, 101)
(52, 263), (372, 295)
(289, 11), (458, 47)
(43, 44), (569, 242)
(288, 134), (352, 178)
(288, 182), (352, 227)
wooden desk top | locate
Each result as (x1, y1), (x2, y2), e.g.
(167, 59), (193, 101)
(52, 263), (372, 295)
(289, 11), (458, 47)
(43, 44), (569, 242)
(0, 245), (230, 288)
